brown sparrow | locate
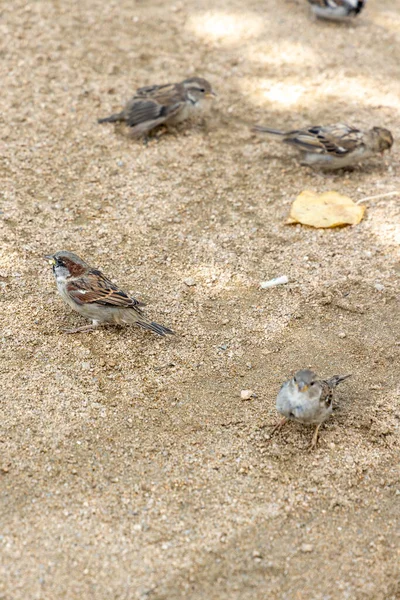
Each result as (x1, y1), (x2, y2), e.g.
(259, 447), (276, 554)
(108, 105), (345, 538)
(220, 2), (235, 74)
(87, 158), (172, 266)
(274, 369), (352, 447)
(253, 123), (393, 170)
(98, 77), (216, 137)
(308, 0), (366, 21)
(45, 251), (174, 336)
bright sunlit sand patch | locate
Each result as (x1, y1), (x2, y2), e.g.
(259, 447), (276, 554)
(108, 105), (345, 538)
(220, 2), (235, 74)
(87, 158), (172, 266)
(238, 73), (400, 113)
(373, 10), (400, 33)
(319, 77), (400, 110)
(368, 219), (400, 247)
(187, 11), (263, 44)
(262, 83), (306, 107)
(238, 78), (308, 108)
(246, 42), (318, 68)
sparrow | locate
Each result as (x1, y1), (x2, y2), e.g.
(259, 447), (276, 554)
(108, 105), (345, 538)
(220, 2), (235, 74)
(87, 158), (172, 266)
(45, 251), (174, 336)
(273, 369), (352, 447)
(252, 123), (393, 170)
(308, 0), (366, 21)
(98, 77), (216, 138)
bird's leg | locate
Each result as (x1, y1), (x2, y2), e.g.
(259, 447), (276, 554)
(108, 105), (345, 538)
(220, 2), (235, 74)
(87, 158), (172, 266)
(154, 125), (168, 140)
(310, 423), (322, 449)
(270, 417), (288, 437)
(63, 321), (101, 334)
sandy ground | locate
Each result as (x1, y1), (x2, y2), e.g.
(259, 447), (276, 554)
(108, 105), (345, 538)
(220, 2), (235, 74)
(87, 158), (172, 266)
(1, 0), (400, 598)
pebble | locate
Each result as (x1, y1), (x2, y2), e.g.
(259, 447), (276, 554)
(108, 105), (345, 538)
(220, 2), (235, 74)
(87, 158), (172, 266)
(300, 543), (314, 553)
(338, 332), (346, 339)
(240, 389), (254, 400)
(184, 277), (196, 287)
(374, 283), (384, 292)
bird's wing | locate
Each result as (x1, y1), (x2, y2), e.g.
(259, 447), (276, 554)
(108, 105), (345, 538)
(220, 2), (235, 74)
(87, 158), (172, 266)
(318, 374), (352, 407)
(318, 380), (335, 408)
(135, 83), (185, 109)
(66, 270), (144, 310)
(124, 95), (184, 127)
(285, 124), (363, 156)
(135, 82), (177, 98)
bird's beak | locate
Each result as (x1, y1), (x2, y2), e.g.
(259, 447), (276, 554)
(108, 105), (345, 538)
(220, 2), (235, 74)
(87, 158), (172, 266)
(297, 382), (308, 392)
(44, 254), (56, 265)
(206, 90), (217, 98)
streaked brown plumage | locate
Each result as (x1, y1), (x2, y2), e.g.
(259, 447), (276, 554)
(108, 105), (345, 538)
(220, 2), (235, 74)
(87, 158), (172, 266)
(253, 123), (393, 170)
(98, 77), (216, 137)
(274, 369), (352, 447)
(45, 251), (174, 336)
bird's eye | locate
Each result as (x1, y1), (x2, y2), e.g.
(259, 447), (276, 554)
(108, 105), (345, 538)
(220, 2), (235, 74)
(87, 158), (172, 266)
(293, 376), (297, 383)
(199, 88), (205, 93)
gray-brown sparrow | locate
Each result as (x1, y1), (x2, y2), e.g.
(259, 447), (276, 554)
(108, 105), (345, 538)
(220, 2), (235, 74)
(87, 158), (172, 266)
(308, 0), (366, 20)
(45, 251), (174, 336)
(98, 77), (216, 137)
(253, 123), (393, 170)
(274, 369), (351, 447)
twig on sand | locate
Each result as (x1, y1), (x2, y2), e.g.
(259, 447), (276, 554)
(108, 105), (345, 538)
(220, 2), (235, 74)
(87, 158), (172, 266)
(356, 191), (399, 205)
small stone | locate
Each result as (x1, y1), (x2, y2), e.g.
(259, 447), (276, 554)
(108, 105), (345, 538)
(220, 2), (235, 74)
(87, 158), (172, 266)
(184, 277), (196, 287)
(81, 362), (91, 370)
(338, 332), (346, 339)
(300, 543), (314, 553)
(374, 283), (384, 292)
(240, 389), (254, 400)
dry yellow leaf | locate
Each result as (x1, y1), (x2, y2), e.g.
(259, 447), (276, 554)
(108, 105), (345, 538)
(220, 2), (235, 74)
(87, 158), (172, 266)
(287, 190), (366, 228)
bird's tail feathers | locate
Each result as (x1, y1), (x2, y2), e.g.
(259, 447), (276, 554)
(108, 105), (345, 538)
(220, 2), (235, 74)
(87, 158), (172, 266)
(98, 112), (125, 124)
(137, 319), (175, 337)
(252, 125), (286, 136)
(327, 374), (352, 388)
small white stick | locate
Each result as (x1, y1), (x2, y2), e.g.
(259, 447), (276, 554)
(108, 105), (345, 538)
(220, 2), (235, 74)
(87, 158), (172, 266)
(260, 275), (289, 289)
(356, 191), (399, 205)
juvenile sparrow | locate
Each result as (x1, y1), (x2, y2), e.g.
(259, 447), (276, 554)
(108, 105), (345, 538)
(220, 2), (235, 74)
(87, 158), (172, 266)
(253, 123), (393, 170)
(98, 77), (216, 138)
(274, 369), (351, 447)
(45, 251), (174, 336)
(308, 0), (366, 21)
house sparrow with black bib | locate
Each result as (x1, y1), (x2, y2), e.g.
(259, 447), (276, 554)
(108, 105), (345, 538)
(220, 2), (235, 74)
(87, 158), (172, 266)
(98, 77), (216, 138)
(308, 0), (366, 21)
(45, 251), (174, 336)
(273, 369), (351, 447)
(253, 123), (393, 170)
